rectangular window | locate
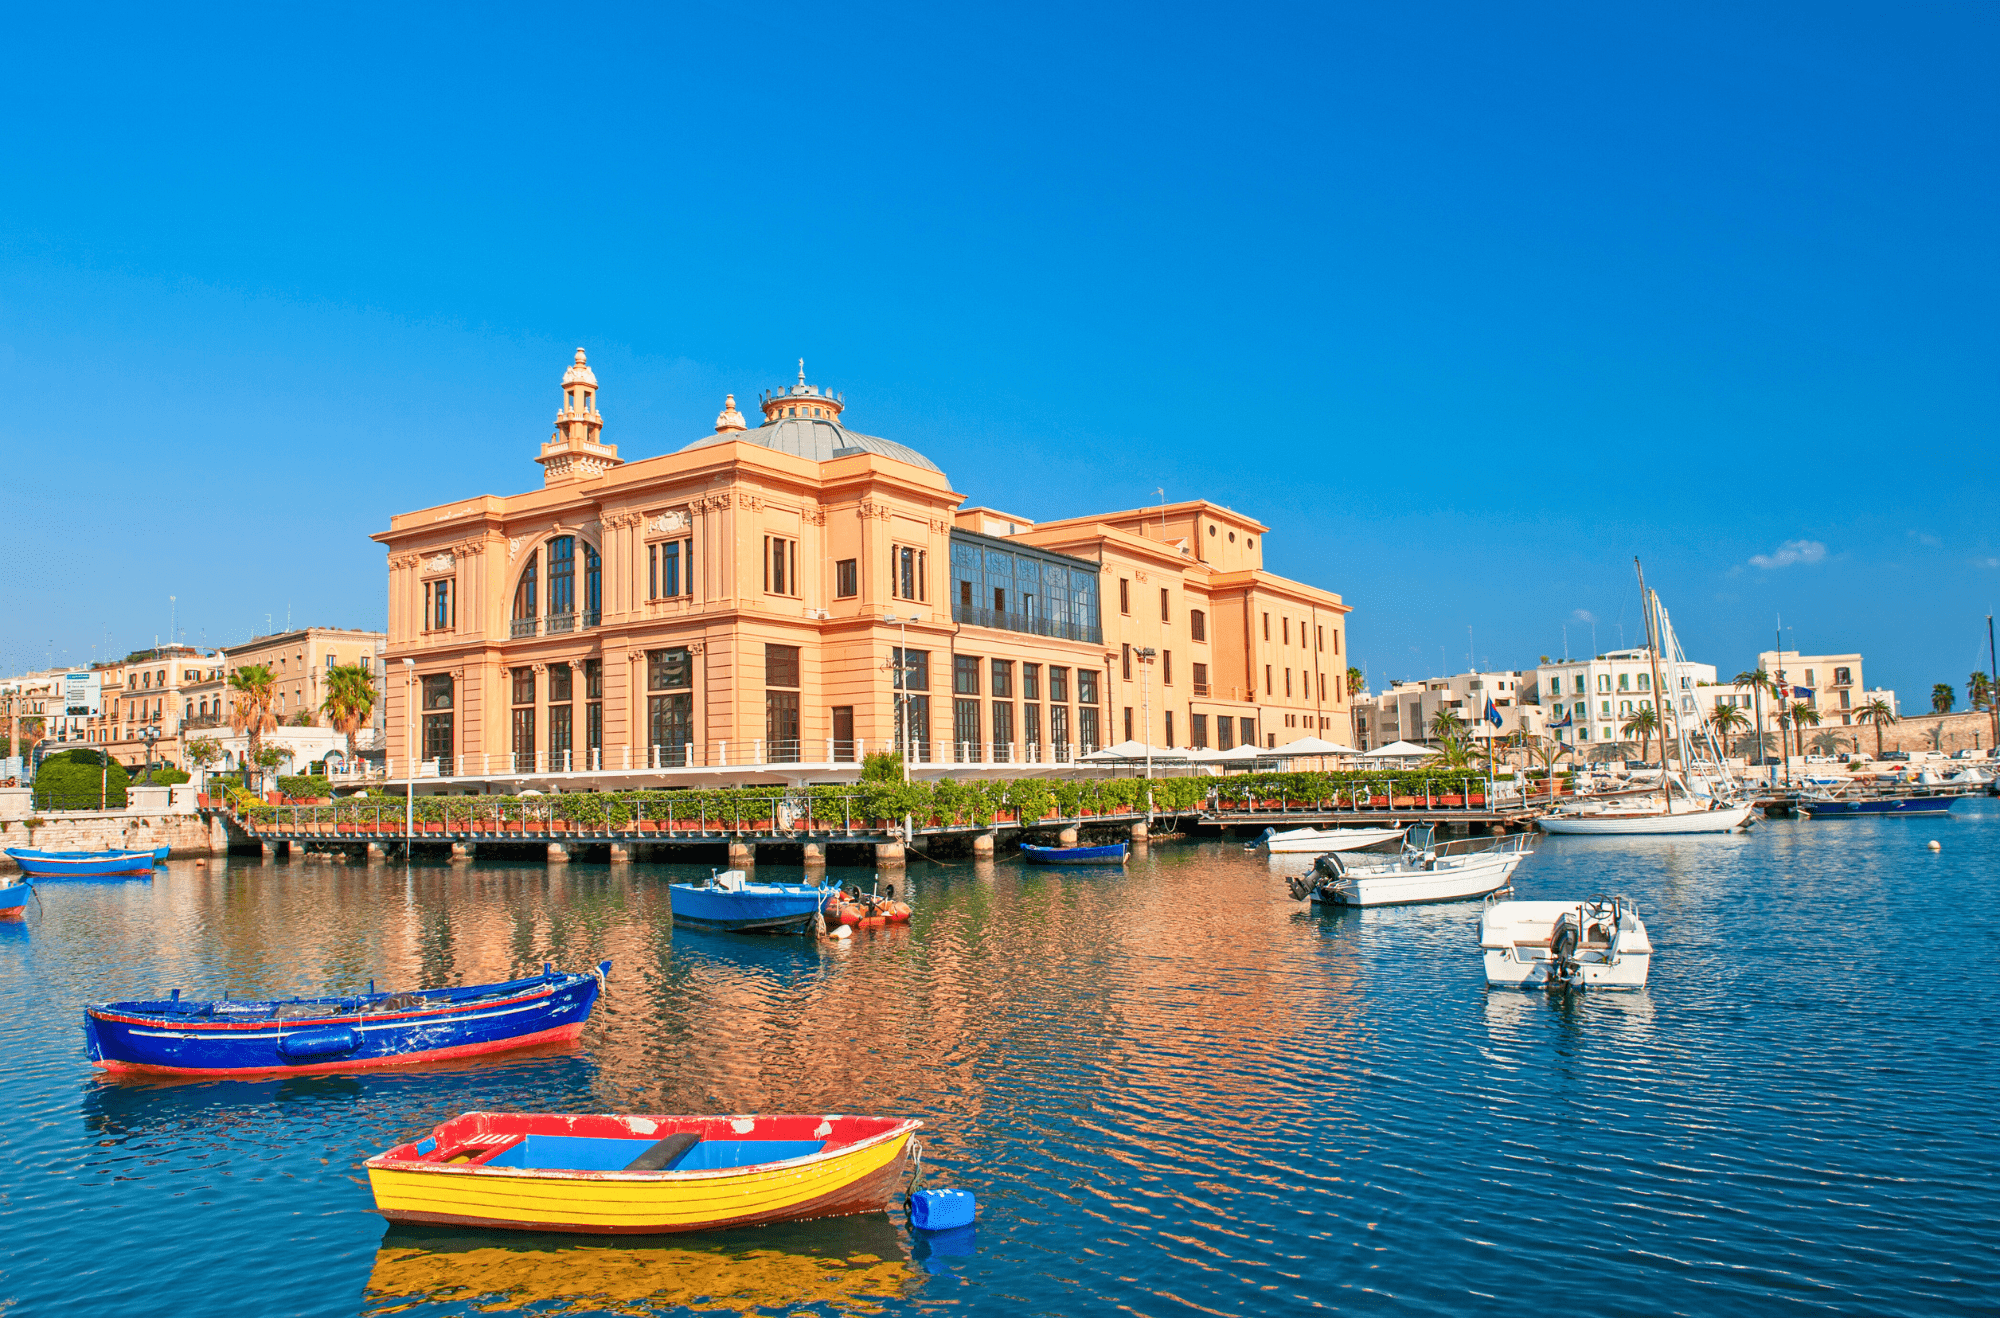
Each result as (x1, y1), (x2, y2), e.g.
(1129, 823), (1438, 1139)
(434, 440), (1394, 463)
(1333, 630), (1340, 655)
(1193, 662), (1208, 695)
(953, 698), (981, 761)
(511, 707), (535, 768)
(661, 540), (684, 597)
(832, 705), (854, 759)
(959, 579), (973, 610)
(421, 674), (453, 763)
(1119, 579), (1130, 614)
(895, 545), (928, 601)
(1285, 668), (1293, 697)
(1160, 588), (1170, 622)
(766, 644), (800, 688)
(765, 537), (797, 595)
(1023, 702), (1041, 752)
(1052, 703), (1070, 754)
(1049, 666), (1069, 703)
(648, 543), (657, 600)
(1217, 715), (1234, 751)
(548, 703), (573, 760)
(549, 663), (573, 703)
(954, 655), (981, 695)
(647, 647), (691, 690)
(835, 559), (858, 598)
(1263, 612), (1270, 641)
(765, 690), (800, 759)
(1122, 643), (1132, 682)
(1078, 670), (1098, 705)
(993, 585), (1007, 614)
(1164, 710), (1174, 747)
(1022, 663), (1040, 700)
(1190, 713), (1207, 749)
(584, 658), (602, 700)
(991, 659), (1013, 697)
(1265, 664), (1273, 695)
(1317, 625), (1324, 652)
(1190, 609), (1206, 642)
(649, 692), (692, 763)
(895, 694), (932, 760)
(1283, 617), (1290, 645)
(892, 647), (930, 691)
(1318, 672), (1326, 702)
(1123, 706), (1134, 741)
(992, 701), (1015, 760)
(1079, 705), (1100, 753)
(511, 666), (535, 706)
(1163, 651), (1172, 686)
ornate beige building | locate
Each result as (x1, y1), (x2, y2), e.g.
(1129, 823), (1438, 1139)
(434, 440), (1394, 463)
(374, 354), (1349, 786)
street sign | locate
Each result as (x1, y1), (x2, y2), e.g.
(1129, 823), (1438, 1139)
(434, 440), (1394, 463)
(62, 671), (101, 717)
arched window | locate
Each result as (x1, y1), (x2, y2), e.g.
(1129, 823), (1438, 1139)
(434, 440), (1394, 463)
(548, 536), (576, 628)
(513, 551), (539, 636)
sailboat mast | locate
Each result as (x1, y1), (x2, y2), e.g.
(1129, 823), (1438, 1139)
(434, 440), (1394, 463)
(1635, 557), (1676, 814)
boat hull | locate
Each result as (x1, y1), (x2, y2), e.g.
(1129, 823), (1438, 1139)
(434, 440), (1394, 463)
(1538, 803), (1756, 835)
(5, 848), (158, 878)
(668, 884), (823, 933)
(1315, 854), (1522, 907)
(1261, 826), (1406, 854)
(1020, 843), (1129, 865)
(0, 881), (27, 920)
(1802, 796), (1958, 817)
(84, 968), (605, 1075)
(1481, 899), (1652, 990)
(365, 1113), (920, 1234)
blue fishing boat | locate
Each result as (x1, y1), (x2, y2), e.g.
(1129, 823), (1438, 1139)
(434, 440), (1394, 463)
(0, 879), (29, 920)
(1801, 794), (1959, 818)
(5, 847), (160, 878)
(1019, 842), (1130, 866)
(84, 961), (610, 1076)
(668, 871), (825, 933)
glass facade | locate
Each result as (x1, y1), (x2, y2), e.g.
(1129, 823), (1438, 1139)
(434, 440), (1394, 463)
(948, 531), (1101, 643)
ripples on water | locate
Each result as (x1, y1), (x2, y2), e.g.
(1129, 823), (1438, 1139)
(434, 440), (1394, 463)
(1, 807), (1996, 1316)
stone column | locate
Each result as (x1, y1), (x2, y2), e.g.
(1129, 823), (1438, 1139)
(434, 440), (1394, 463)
(609, 842), (632, 863)
(451, 841), (474, 860)
(875, 839), (906, 865)
(547, 842), (570, 863)
(1130, 821), (1149, 840)
(1056, 826), (1079, 846)
(367, 841), (387, 861)
(261, 841), (277, 859)
(728, 839), (753, 866)
(971, 831), (995, 857)
(802, 841), (826, 864)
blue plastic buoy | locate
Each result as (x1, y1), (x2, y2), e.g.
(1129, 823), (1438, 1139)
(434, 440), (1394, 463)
(910, 1188), (976, 1231)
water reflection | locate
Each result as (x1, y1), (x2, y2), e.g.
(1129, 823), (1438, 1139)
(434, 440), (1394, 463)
(361, 1217), (918, 1317)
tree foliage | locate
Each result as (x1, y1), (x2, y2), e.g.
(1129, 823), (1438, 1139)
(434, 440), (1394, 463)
(1931, 683), (1956, 714)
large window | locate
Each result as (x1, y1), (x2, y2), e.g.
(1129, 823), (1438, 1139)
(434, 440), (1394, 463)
(648, 538), (691, 600)
(893, 647), (931, 762)
(1190, 609), (1206, 642)
(894, 545), (928, 601)
(1217, 715), (1234, 751)
(953, 698), (981, 761)
(510, 666), (535, 772)
(765, 536), (797, 596)
(1052, 705), (1070, 760)
(765, 644), (800, 761)
(512, 553), (538, 637)
(421, 674), (453, 764)
(990, 659), (1013, 698)
(549, 536), (575, 620)
(584, 658), (602, 763)
(1077, 670), (1098, 707)
(1022, 663), (1040, 700)
(954, 655), (981, 695)
(647, 646), (693, 766)
(836, 559), (858, 598)
(1049, 666), (1069, 703)
(991, 701), (1014, 762)
(766, 644), (801, 688)
(1193, 662), (1209, 696)
(549, 663), (573, 765)
(424, 579), (453, 631)
(948, 535), (1098, 642)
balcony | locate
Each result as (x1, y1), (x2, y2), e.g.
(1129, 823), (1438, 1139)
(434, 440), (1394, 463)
(510, 618), (538, 639)
(547, 612), (576, 634)
(952, 603), (1102, 645)
(1193, 682), (1211, 697)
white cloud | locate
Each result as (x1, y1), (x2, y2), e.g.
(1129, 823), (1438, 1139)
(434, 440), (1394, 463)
(1974, 557), (2000, 570)
(1748, 540), (1827, 570)
(1571, 609), (1595, 624)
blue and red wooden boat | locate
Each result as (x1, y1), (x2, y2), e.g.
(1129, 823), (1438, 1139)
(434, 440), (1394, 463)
(365, 1111), (923, 1234)
(5, 847), (162, 878)
(1019, 842), (1129, 866)
(0, 880), (29, 921)
(84, 960), (610, 1076)
(1801, 794), (1959, 818)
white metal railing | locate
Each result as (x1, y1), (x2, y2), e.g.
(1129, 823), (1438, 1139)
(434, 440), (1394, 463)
(378, 740), (1114, 779)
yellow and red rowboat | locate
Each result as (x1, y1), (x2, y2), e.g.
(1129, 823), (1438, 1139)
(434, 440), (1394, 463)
(364, 1112), (923, 1234)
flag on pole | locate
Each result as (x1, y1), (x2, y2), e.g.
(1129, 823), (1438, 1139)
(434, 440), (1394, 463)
(1485, 698), (1503, 728)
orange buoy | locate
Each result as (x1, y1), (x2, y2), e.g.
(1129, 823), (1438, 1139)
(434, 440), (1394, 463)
(886, 901), (912, 923)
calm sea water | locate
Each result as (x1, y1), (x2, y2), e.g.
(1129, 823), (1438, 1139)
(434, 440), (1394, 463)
(2, 804), (1996, 1317)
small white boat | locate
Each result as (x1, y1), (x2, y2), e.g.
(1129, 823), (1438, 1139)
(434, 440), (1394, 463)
(1256, 825), (1407, 854)
(1287, 829), (1532, 907)
(1538, 800), (1755, 835)
(1481, 894), (1651, 989)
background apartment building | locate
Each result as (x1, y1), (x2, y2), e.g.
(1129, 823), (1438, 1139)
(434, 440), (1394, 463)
(1757, 649), (1866, 725)
(1536, 649), (1719, 747)
(373, 353), (1350, 786)
(1351, 671), (1542, 751)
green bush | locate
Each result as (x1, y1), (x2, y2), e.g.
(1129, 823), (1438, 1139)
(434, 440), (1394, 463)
(277, 774), (333, 799)
(33, 750), (130, 808)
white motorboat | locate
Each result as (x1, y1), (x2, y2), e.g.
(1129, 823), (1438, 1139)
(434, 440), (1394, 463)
(1538, 800), (1756, 835)
(1286, 829), (1533, 907)
(1255, 825), (1407, 854)
(1481, 894), (1651, 989)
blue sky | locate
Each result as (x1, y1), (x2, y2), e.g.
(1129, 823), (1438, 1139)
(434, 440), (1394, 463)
(3, 2), (1995, 702)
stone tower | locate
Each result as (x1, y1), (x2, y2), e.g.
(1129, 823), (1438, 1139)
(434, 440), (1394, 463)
(537, 348), (623, 485)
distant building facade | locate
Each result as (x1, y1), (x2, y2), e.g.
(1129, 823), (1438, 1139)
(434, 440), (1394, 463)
(1535, 649), (1718, 747)
(373, 353), (1351, 785)
(1352, 671), (1541, 751)
(1756, 649), (1866, 725)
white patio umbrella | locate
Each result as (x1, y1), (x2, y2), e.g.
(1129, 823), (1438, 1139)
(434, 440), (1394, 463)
(1081, 739), (1186, 761)
(1272, 736), (1360, 756)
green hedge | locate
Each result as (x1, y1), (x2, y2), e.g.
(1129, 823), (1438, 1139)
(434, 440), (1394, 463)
(32, 750), (130, 808)
(277, 775), (333, 799)
(234, 770), (1504, 828)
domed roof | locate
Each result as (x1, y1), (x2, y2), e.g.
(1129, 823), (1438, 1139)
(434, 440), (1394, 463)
(678, 415), (944, 474)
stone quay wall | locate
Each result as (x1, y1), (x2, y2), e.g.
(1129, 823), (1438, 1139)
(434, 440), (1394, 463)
(1792, 709), (1998, 757)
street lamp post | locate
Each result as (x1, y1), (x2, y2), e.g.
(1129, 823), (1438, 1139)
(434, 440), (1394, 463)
(140, 720), (161, 786)
(1136, 647), (1157, 782)
(402, 658), (416, 843)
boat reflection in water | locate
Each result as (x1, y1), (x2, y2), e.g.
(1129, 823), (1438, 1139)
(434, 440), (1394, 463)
(361, 1215), (920, 1316)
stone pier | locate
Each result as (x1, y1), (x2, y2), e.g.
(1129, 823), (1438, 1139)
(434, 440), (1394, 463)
(1057, 826), (1079, 846)
(728, 840), (754, 866)
(546, 842), (569, 863)
(875, 840), (906, 865)
(1129, 821), (1149, 840)
(609, 843), (632, 863)
(971, 831), (995, 857)
(802, 842), (826, 864)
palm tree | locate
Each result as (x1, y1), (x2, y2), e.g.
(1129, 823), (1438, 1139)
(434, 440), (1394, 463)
(1807, 730), (1852, 758)
(1733, 730), (1778, 760)
(1428, 708), (1466, 743)
(1787, 701), (1821, 760)
(1968, 672), (1993, 713)
(1708, 703), (1749, 757)
(1931, 683), (1956, 714)
(1856, 697), (1896, 757)
(1619, 705), (1660, 763)
(228, 664), (278, 784)
(1590, 741), (1633, 765)
(1732, 668), (1774, 764)
(319, 663), (378, 752)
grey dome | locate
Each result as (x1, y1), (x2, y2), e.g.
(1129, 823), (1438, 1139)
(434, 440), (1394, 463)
(679, 416), (943, 474)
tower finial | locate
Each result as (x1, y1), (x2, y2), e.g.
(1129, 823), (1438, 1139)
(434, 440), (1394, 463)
(797, 358), (806, 387)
